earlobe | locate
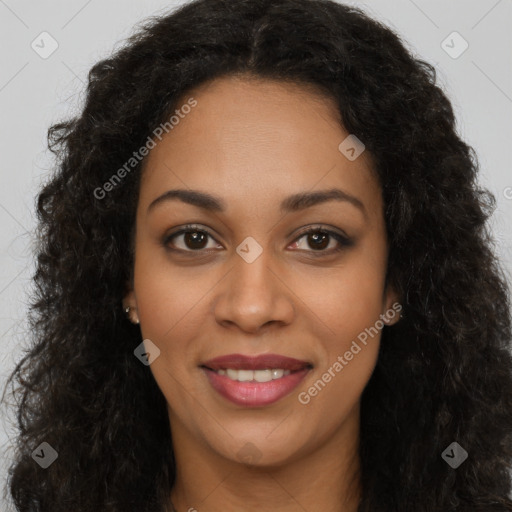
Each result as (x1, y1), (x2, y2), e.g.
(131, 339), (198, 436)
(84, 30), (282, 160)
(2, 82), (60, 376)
(122, 289), (140, 325)
(382, 286), (403, 326)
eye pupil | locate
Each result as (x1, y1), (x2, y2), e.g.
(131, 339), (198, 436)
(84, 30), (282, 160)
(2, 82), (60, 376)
(308, 232), (329, 250)
(185, 231), (207, 249)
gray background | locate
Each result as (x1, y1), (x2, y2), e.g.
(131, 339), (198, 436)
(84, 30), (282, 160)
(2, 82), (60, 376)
(1, 0), (511, 509)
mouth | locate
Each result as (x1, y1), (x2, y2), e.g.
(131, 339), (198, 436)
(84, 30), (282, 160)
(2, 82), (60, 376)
(200, 353), (313, 407)
(204, 367), (296, 382)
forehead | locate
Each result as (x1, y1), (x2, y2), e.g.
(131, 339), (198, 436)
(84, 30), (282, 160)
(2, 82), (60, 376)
(138, 75), (380, 220)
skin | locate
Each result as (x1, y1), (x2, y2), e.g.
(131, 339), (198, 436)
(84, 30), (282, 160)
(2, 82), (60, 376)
(123, 75), (400, 512)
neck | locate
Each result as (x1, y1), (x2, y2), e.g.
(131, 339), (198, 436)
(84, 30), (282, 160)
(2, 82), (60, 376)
(167, 405), (362, 512)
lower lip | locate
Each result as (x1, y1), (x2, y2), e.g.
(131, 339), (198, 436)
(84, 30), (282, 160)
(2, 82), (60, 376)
(202, 367), (310, 407)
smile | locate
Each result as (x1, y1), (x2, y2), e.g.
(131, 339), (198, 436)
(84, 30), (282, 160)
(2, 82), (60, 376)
(213, 368), (291, 382)
(200, 353), (312, 407)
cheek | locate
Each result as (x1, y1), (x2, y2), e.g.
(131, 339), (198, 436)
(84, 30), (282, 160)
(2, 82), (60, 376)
(134, 247), (210, 341)
(298, 247), (387, 339)
(313, 283), (383, 388)
(298, 281), (384, 427)
(132, 257), (210, 415)
(295, 246), (386, 398)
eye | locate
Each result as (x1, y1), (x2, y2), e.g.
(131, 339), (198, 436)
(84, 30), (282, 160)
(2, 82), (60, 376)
(289, 226), (353, 255)
(162, 224), (353, 255)
(163, 224), (221, 252)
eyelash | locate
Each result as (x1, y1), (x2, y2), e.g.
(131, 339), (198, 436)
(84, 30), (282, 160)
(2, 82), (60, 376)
(162, 224), (353, 257)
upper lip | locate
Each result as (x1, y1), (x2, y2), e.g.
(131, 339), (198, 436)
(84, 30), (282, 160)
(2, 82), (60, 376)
(201, 353), (313, 371)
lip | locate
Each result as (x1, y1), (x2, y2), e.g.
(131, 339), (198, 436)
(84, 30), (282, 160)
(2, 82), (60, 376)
(200, 353), (312, 407)
(202, 367), (310, 407)
(201, 353), (312, 371)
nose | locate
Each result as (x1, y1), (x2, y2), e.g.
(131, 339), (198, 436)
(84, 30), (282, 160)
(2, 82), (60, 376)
(213, 247), (295, 334)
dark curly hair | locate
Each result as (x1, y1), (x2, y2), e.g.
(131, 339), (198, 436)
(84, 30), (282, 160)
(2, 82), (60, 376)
(2, 0), (512, 510)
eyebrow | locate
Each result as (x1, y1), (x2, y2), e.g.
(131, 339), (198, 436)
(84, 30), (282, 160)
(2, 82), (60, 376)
(147, 187), (367, 218)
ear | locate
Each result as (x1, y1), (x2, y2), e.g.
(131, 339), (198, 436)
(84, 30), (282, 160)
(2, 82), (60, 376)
(381, 284), (402, 326)
(122, 284), (139, 325)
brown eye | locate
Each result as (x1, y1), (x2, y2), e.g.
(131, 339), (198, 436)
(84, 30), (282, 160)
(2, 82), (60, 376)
(164, 225), (220, 252)
(290, 227), (353, 255)
(182, 230), (208, 250)
(305, 231), (329, 250)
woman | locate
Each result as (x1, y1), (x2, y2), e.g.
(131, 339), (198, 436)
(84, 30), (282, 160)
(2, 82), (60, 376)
(3, 0), (512, 511)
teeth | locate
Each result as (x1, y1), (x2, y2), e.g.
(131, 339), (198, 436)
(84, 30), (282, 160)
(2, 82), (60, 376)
(254, 370), (273, 382)
(271, 369), (284, 379)
(216, 368), (292, 382)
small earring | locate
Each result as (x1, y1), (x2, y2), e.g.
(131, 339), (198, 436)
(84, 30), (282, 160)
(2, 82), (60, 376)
(124, 305), (140, 325)
(382, 304), (404, 325)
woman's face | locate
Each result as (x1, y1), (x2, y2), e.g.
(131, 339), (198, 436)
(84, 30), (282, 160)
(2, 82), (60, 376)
(124, 75), (399, 466)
